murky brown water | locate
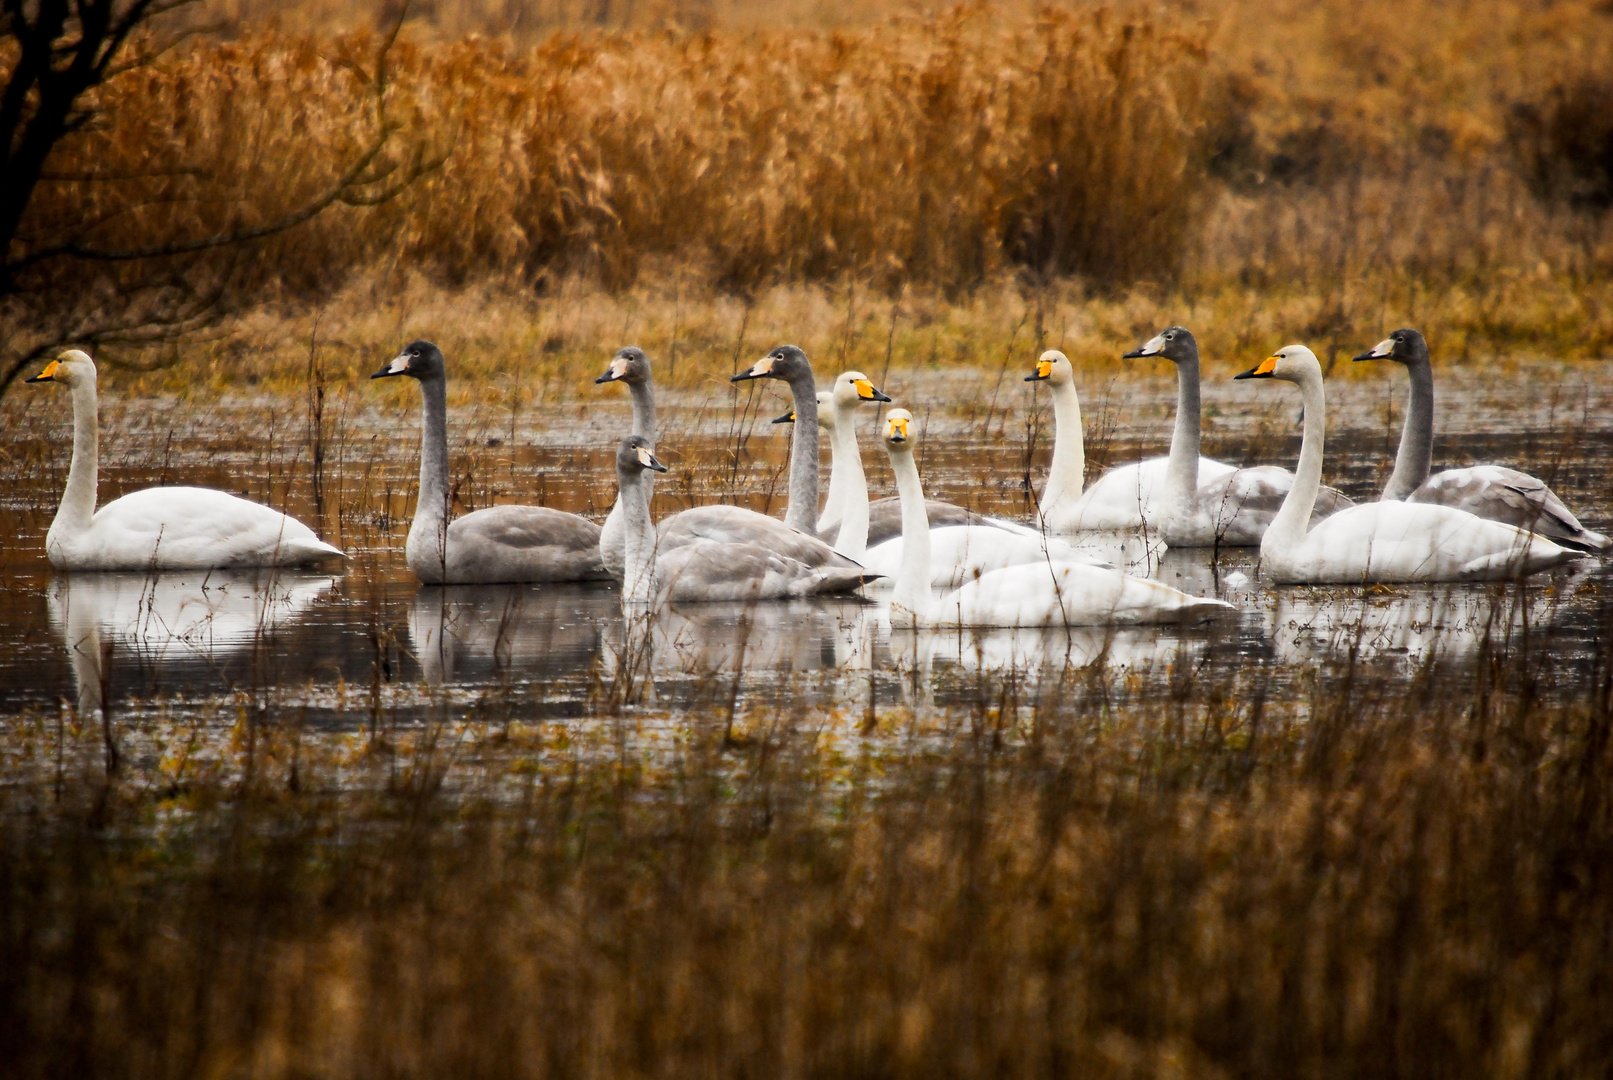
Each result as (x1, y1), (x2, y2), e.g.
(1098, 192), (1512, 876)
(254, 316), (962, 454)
(3, 362), (1611, 731)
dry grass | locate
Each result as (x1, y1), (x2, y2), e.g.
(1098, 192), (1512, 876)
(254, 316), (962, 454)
(8, 0), (1613, 381)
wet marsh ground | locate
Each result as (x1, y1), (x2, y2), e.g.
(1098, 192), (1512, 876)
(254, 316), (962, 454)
(3, 357), (1613, 1077)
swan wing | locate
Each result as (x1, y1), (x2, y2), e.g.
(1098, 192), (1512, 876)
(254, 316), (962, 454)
(1058, 456), (1233, 531)
(862, 526), (1108, 588)
(656, 540), (870, 602)
(1409, 466), (1609, 552)
(1281, 502), (1574, 583)
(865, 497), (969, 545)
(1179, 466), (1353, 546)
(937, 560), (1231, 627)
(442, 506), (608, 583)
(71, 487), (340, 570)
(660, 505), (863, 571)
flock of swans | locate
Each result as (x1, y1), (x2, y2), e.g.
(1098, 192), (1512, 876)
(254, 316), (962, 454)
(25, 327), (1607, 642)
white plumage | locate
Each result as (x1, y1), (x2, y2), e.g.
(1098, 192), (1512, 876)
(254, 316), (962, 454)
(28, 351), (342, 571)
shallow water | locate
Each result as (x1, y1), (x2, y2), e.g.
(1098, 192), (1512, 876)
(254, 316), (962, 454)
(2, 362), (1611, 734)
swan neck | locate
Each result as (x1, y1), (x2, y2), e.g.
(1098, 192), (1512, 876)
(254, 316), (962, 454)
(818, 414), (847, 533)
(409, 375), (452, 569)
(1384, 358), (1433, 501)
(619, 464), (657, 606)
(1042, 378), (1085, 512)
(830, 401), (869, 558)
(784, 376), (820, 534)
(1165, 356), (1203, 513)
(889, 444), (931, 618)
(1267, 370), (1326, 547)
(57, 375), (101, 533)
(629, 379), (657, 444)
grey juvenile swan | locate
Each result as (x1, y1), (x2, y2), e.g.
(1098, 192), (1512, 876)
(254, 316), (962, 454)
(372, 341), (610, 584)
(616, 436), (874, 604)
(594, 346), (657, 579)
(1124, 326), (1352, 546)
(653, 345), (868, 586)
(1355, 328), (1609, 553)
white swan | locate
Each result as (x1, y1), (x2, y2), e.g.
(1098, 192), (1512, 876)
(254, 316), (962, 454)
(1027, 348), (1236, 532)
(595, 346), (657, 580)
(1236, 345), (1578, 583)
(805, 370), (890, 557)
(880, 409), (1233, 627)
(26, 351), (343, 570)
(616, 435), (873, 605)
(372, 341), (608, 584)
(1355, 328), (1610, 553)
(1125, 327), (1352, 546)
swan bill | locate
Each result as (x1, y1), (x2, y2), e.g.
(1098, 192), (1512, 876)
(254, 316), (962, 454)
(1025, 358), (1053, 381)
(1354, 337), (1397, 362)
(596, 358), (628, 383)
(852, 377), (892, 402)
(771, 408), (796, 425)
(1121, 331), (1168, 359)
(1235, 355), (1279, 380)
(732, 355), (774, 381)
(636, 446), (669, 473)
(371, 354), (412, 379)
(25, 360), (60, 383)
(885, 409), (912, 442)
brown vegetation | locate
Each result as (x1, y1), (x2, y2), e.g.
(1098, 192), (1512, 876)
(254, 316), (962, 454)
(8, 0), (1613, 389)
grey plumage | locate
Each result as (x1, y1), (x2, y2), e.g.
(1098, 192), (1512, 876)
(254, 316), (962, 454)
(372, 340), (609, 584)
(1355, 328), (1609, 553)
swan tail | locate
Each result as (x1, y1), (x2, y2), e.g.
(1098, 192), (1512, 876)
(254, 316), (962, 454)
(279, 537), (347, 565)
(795, 567), (882, 595)
(1559, 525), (1612, 555)
(1176, 596), (1237, 623)
(1457, 543), (1576, 581)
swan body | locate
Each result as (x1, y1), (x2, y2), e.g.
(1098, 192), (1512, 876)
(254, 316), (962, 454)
(1355, 329), (1609, 553)
(1026, 348), (1235, 532)
(862, 526), (1107, 589)
(26, 351), (343, 571)
(1238, 345), (1576, 584)
(880, 409), (1232, 627)
(372, 341), (608, 584)
(1125, 327), (1352, 546)
(595, 346), (658, 580)
(616, 436), (874, 605)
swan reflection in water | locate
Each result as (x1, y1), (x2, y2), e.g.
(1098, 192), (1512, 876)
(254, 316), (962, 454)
(1269, 582), (1557, 666)
(410, 587), (878, 688)
(899, 621), (1216, 675)
(409, 584), (615, 685)
(47, 571), (335, 715)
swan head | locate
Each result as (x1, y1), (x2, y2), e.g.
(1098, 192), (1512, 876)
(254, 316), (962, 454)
(596, 345), (651, 385)
(883, 407), (914, 447)
(615, 434), (668, 476)
(1353, 328), (1428, 366)
(26, 349), (96, 388)
(1236, 344), (1321, 384)
(772, 390), (836, 429)
(733, 344), (812, 385)
(1024, 349), (1074, 386)
(833, 370), (892, 406)
(372, 340), (445, 381)
(1123, 326), (1197, 364)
